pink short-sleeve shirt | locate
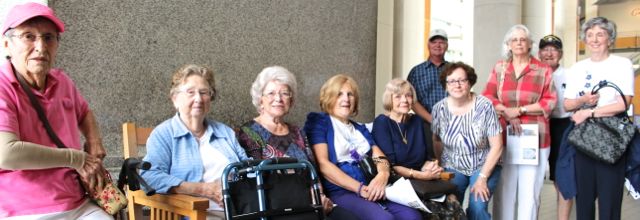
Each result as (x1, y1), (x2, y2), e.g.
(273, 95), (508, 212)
(0, 60), (89, 217)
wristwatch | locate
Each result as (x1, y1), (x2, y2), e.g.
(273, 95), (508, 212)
(519, 107), (528, 115)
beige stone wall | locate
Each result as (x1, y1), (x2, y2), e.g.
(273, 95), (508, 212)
(48, 0), (378, 167)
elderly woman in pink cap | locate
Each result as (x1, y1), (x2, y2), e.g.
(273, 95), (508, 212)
(0, 3), (111, 219)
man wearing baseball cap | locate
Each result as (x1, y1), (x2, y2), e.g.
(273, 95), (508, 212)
(407, 28), (449, 157)
(0, 3), (111, 219)
(538, 34), (573, 220)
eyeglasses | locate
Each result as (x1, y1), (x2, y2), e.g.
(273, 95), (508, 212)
(446, 78), (468, 86)
(540, 47), (560, 53)
(7, 32), (59, 45)
(263, 91), (292, 100)
(510, 38), (528, 43)
(177, 88), (214, 98)
(393, 94), (413, 99)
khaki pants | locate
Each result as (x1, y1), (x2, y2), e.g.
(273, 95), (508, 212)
(4, 200), (113, 220)
(207, 210), (226, 220)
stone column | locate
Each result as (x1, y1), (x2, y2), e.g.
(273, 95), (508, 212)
(392, 0), (426, 80)
(375, 0), (426, 115)
(473, 0), (522, 92)
(523, 0), (551, 51)
(554, 0), (579, 67)
(375, 0), (394, 115)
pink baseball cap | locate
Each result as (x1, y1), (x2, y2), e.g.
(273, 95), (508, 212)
(1, 2), (65, 35)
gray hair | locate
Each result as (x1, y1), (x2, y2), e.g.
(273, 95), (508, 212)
(382, 78), (416, 112)
(250, 66), (297, 112)
(169, 64), (216, 101)
(3, 28), (14, 37)
(580, 17), (617, 46)
(501, 24), (533, 59)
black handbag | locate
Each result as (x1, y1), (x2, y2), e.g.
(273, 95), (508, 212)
(358, 155), (377, 183)
(359, 155), (455, 198)
(568, 80), (635, 164)
(359, 155), (400, 184)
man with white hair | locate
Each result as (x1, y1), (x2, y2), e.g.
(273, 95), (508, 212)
(539, 34), (573, 220)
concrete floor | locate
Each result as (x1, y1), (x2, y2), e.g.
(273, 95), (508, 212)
(462, 171), (640, 219)
(536, 177), (640, 220)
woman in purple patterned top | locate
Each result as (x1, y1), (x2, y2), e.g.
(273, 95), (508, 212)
(236, 66), (357, 220)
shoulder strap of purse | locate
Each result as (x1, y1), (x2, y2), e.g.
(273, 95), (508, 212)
(11, 64), (66, 149)
(496, 61), (507, 103)
(592, 80), (630, 116)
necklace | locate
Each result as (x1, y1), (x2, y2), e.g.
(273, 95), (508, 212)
(395, 120), (408, 144)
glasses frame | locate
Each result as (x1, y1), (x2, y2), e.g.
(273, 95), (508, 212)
(176, 88), (214, 98)
(262, 90), (292, 100)
(540, 47), (561, 53)
(446, 78), (469, 86)
(7, 32), (59, 45)
(510, 38), (529, 44)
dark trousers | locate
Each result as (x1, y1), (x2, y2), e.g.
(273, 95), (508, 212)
(326, 206), (360, 220)
(549, 117), (571, 181)
(329, 192), (422, 220)
(424, 121), (435, 158)
(575, 150), (626, 220)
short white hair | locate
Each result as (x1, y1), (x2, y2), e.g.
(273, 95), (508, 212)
(250, 66), (297, 112)
(501, 24), (533, 59)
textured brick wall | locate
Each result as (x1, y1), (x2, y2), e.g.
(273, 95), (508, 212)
(48, 0), (378, 172)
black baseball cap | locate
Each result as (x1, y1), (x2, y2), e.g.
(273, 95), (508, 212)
(539, 35), (562, 49)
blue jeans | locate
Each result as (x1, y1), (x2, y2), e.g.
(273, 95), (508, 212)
(446, 166), (501, 220)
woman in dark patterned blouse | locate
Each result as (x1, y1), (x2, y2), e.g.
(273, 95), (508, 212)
(236, 66), (357, 220)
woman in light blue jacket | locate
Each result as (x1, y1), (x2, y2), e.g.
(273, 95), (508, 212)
(141, 64), (248, 220)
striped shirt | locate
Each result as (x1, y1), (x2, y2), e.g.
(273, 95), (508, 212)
(481, 57), (556, 148)
(432, 95), (501, 176)
(407, 60), (448, 112)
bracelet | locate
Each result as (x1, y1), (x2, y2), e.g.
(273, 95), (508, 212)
(372, 157), (388, 164)
(409, 169), (414, 179)
(357, 182), (364, 197)
(373, 157), (391, 169)
(478, 173), (488, 179)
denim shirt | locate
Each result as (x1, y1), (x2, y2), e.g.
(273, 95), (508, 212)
(141, 114), (249, 193)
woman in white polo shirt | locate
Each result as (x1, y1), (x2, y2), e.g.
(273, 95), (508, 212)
(563, 17), (633, 220)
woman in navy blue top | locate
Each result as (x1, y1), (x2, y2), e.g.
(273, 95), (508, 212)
(372, 79), (443, 179)
(304, 74), (421, 220)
